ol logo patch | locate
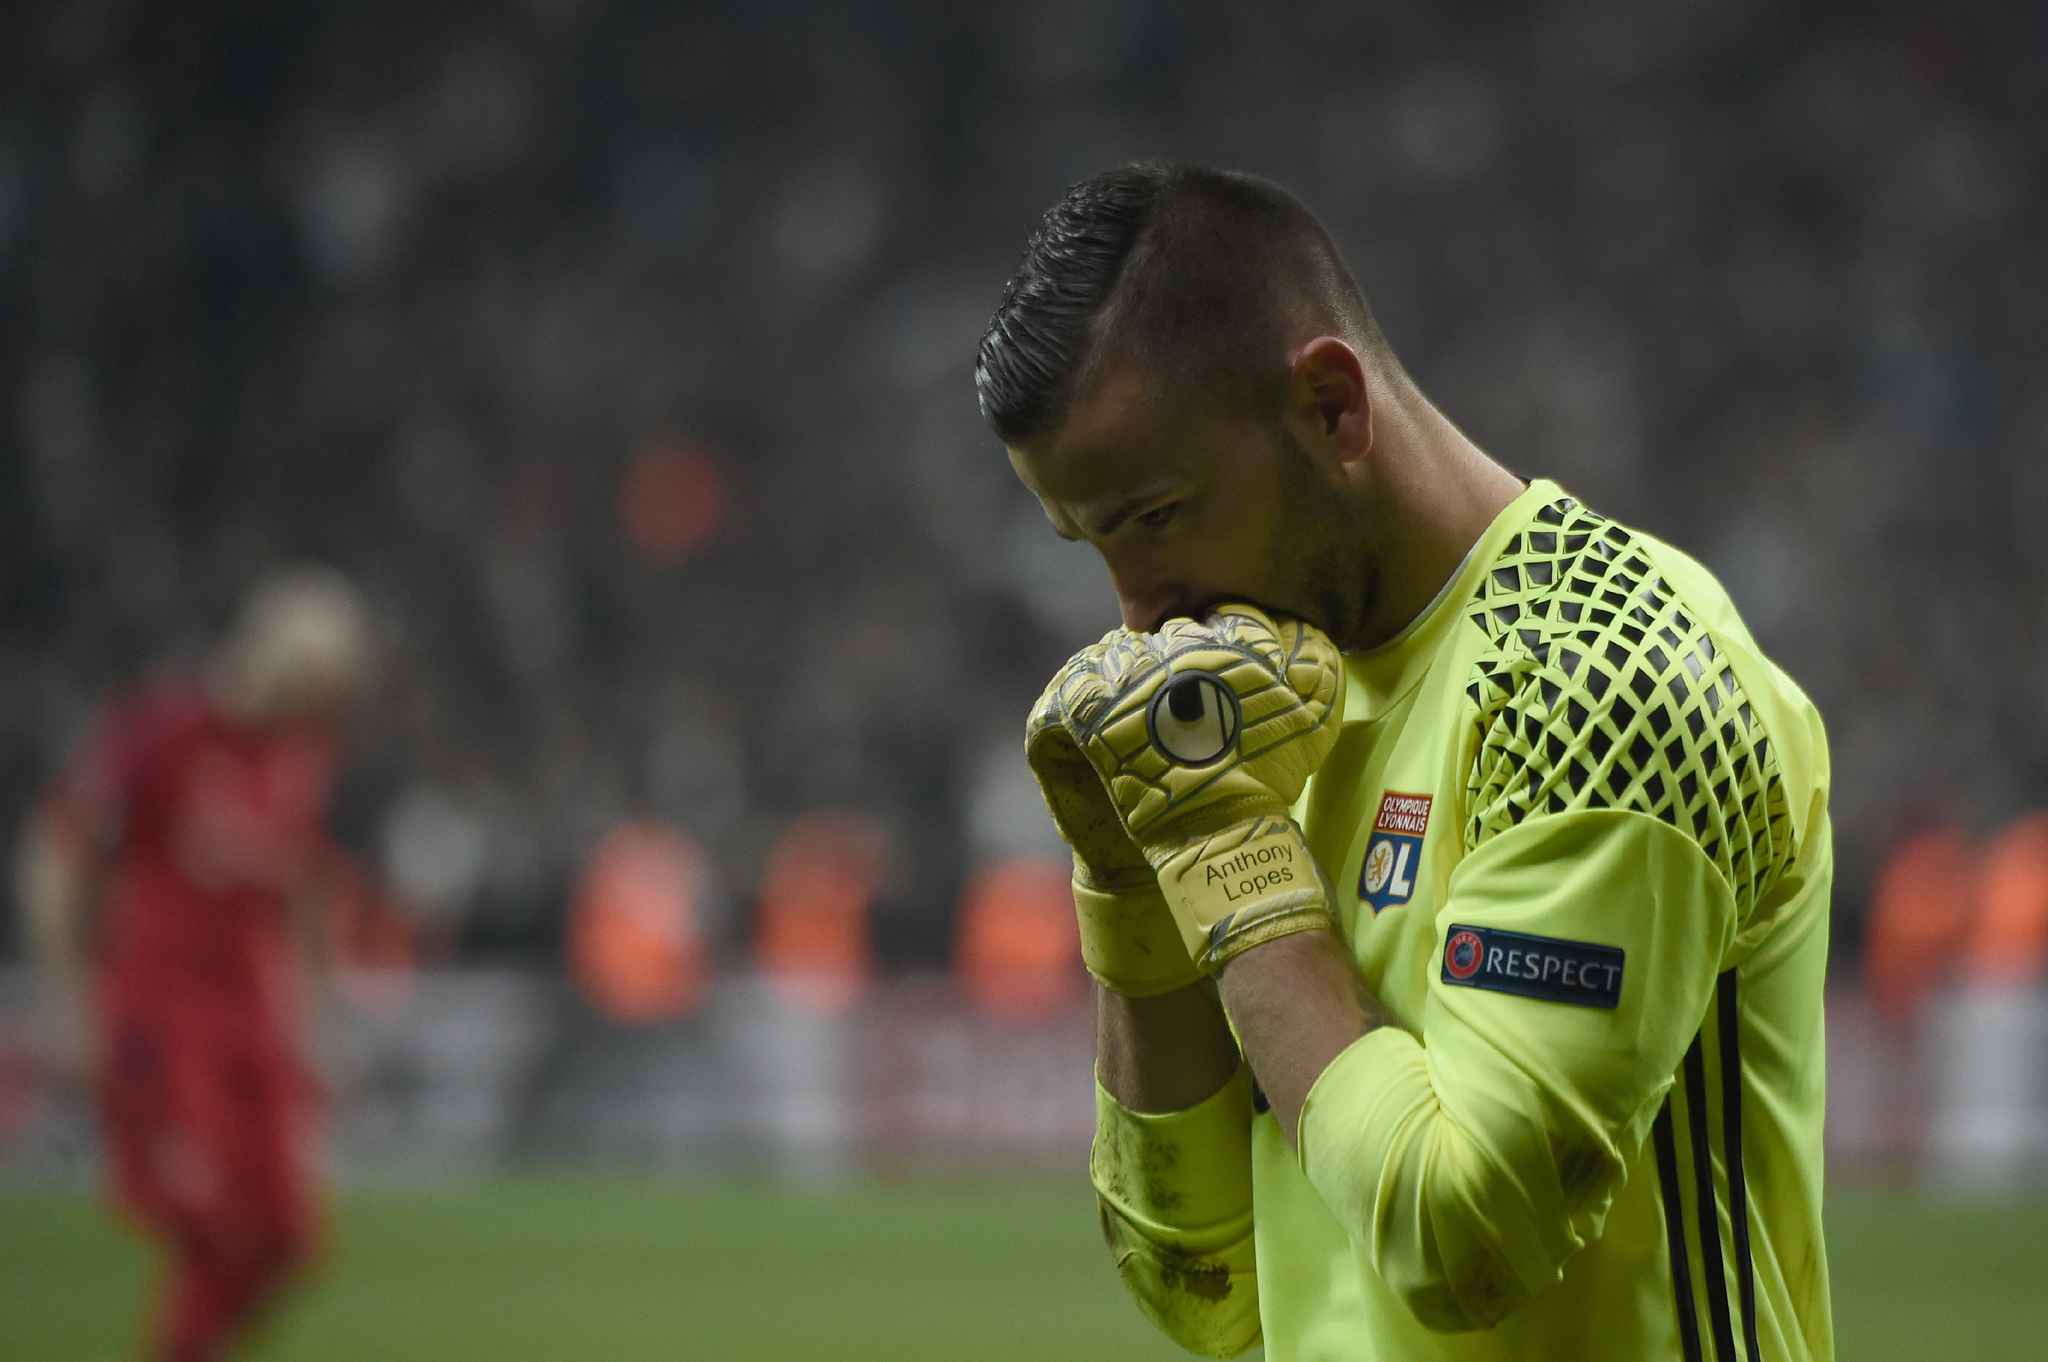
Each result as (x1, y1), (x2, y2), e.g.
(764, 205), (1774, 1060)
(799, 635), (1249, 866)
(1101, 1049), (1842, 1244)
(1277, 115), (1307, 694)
(1359, 790), (1432, 913)
(1148, 673), (1240, 766)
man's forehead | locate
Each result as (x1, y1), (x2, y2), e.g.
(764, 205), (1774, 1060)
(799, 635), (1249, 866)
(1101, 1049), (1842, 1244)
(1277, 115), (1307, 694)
(1010, 367), (1179, 497)
(1059, 364), (1155, 450)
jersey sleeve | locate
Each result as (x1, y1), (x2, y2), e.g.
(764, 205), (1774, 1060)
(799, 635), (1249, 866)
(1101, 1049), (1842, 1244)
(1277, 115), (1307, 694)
(1091, 1064), (1262, 1358)
(1295, 513), (1801, 1332)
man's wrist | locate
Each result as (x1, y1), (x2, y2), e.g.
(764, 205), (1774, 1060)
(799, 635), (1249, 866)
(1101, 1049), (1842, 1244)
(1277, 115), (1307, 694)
(1216, 929), (1382, 1145)
(1096, 977), (1241, 1114)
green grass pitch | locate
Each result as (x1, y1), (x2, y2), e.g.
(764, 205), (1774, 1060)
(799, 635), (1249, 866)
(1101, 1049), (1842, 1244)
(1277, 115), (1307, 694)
(2, 1177), (2041, 1360)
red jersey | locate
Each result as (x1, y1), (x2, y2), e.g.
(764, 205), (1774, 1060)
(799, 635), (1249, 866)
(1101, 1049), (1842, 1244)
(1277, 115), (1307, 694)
(61, 683), (342, 1028)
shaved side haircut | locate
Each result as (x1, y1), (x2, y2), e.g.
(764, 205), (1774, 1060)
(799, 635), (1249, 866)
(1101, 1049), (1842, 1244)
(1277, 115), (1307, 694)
(975, 161), (1392, 445)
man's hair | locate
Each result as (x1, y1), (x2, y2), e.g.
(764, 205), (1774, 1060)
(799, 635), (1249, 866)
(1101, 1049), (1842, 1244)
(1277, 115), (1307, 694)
(974, 161), (1389, 445)
(226, 565), (373, 708)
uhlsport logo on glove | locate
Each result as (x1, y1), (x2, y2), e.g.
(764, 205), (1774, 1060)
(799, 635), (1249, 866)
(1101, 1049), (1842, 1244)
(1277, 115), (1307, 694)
(1147, 674), (1241, 766)
(1027, 604), (1345, 974)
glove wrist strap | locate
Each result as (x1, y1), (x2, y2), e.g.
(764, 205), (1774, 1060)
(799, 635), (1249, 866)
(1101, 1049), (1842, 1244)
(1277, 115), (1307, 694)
(1072, 877), (1203, 997)
(1154, 816), (1334, 973)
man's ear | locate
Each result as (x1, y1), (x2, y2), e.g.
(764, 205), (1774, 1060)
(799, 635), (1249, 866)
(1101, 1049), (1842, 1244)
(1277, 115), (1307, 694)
(1284, 336), (1372, 475)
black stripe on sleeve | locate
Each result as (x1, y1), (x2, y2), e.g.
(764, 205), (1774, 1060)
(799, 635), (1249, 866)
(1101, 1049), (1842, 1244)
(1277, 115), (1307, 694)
(1719, 971), (1763, 1362)
(1653, 1100), (1705, 1362)
(1684, 1034), (1738, 1362)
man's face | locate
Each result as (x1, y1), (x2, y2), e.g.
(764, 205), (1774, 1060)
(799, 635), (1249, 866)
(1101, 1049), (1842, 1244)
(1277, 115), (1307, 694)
(279, 671), (363, 733)
(1008, 365), (1361, 637)
(246, 647), (371, 740)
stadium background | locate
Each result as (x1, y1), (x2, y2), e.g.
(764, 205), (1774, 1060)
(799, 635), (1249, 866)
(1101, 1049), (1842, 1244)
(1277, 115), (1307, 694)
(3, 2), (2044, 1358)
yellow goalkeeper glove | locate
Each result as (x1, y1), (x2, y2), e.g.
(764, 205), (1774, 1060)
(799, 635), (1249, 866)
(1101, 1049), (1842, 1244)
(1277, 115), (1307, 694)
(1029, 645), (1204, 997)
(1037, 604), (1345, 975)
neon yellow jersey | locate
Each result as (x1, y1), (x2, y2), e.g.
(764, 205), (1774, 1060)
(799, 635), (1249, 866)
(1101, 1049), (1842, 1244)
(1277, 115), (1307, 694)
(1092, 479), (1834, 1361)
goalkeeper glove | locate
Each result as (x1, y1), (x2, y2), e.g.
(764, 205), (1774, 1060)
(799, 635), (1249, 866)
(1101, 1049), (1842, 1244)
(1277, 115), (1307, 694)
(1028, 637), (1204, 998)
(1037, 604), (1345, 975)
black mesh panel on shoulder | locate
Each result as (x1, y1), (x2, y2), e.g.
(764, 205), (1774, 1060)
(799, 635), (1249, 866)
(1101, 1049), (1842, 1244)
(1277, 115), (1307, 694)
(1462, 498), (1793, 918)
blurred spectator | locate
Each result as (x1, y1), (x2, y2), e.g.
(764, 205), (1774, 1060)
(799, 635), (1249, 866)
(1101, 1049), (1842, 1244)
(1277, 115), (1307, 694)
(569, 820), (710, 1022)
(953, 856), (1083, 1019)
(1928, 812), (2048, 1189)
(1865, 813), (1977, 1022)
(755, 811), (882, 1014)
(1965, 813), (2048, 985)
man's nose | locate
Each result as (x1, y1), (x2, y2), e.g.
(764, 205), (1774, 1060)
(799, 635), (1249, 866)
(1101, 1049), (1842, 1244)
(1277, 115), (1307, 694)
(1115, 582), (1191, 634)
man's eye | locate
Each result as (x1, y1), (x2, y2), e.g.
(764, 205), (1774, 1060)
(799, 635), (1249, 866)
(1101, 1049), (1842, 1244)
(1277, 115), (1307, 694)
(1136, 504), (1180, 530)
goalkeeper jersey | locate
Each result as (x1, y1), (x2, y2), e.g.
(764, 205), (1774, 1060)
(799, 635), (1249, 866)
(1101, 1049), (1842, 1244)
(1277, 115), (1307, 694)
(1093, 478), (1834, 1361)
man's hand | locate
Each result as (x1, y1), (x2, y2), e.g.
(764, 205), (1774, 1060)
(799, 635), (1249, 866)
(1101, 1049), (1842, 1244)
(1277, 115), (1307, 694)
(1037, 605), (1345, 973)
(1029, 643), (1205, 998)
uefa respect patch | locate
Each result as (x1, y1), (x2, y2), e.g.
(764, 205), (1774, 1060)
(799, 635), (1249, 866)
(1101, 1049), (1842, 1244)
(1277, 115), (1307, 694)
(1358, 790), (1432, 913)
(1440, 925), (1625, 1009)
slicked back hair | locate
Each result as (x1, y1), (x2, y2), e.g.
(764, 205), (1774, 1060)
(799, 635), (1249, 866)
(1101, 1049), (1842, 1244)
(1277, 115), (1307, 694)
(974, 161), (1389, 446)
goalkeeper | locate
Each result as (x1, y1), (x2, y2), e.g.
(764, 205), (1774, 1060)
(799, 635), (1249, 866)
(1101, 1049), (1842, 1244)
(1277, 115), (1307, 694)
(975, 161), (1834, 1361)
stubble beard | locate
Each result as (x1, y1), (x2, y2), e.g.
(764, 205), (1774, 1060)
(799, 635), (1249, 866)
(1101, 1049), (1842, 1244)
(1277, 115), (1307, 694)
(1303, 533), (1374, 654)
(1275, 427), (1375, 653)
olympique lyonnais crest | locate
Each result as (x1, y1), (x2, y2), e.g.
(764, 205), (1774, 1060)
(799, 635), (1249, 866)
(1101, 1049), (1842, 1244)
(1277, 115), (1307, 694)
(1359, 790), (1432, 913)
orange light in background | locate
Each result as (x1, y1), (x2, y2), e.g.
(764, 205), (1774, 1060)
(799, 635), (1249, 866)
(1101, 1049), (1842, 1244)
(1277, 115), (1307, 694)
(756, 812), (882, 1014)
(1865, 822), (1977, 1020)
(955, 856), (1083, 1020)
(1967, 812), (2048, 986)
(619, 438), (729, 564)
(570, 821), (709, 1022)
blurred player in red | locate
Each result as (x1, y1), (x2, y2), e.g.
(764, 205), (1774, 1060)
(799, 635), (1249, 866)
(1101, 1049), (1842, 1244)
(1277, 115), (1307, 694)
(17, 568), (375, 1362)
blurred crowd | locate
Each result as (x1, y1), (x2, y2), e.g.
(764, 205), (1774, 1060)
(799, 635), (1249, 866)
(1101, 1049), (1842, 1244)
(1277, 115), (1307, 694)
(4, 0), (2042, 970)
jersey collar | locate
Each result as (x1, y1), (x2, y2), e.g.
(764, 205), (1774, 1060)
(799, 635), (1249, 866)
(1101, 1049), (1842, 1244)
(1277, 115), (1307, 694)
(1341, 478), (1566, 723)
